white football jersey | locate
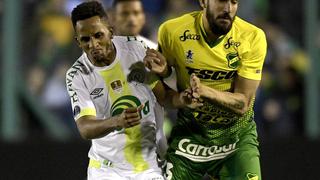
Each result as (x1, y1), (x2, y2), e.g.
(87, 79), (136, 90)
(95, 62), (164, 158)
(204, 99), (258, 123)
(136, 35), (168, 159)
(66, 36), (160, 172)
(137, 35), (157, 49)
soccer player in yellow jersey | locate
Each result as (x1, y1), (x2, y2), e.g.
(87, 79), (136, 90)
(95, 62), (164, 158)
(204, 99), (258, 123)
(144, 0), (267, 179)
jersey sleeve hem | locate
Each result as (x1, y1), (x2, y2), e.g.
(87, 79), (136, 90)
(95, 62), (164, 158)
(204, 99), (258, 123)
(237, 71), (262, 81)
(75, 107), (97, 120)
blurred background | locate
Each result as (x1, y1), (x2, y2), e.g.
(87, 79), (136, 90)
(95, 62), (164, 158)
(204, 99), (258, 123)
(0, 0), (319, 179)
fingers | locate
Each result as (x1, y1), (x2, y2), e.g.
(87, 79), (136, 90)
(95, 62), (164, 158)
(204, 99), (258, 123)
(124, 105), (144, 113)
(145, 49), (163, 65)
(122, 105), (144, 128)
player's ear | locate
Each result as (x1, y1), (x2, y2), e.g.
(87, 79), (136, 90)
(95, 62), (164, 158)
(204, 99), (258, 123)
(74, 35), (81, 46)
(199, 0), (207, 9)
(109, 26), (114, 39)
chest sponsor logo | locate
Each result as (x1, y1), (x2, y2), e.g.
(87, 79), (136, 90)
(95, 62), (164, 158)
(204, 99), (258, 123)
(186, 67), (237, 80)
(175, 139), (237, 162)
(127, 62), (146, 84)
(193, 102), (238, 125)
(226, 52), (240, 69)
(180, 30), (200, 41)
(224, 37), (241, 49)
(111, 95), (150, 117)
(110, 80), (123, 93)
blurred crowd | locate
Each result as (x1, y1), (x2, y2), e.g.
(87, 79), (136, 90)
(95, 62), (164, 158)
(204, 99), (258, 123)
(8, 0), (318, 139)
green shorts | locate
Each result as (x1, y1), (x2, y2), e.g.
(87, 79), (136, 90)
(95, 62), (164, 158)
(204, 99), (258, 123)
(165, 122), (261, 180)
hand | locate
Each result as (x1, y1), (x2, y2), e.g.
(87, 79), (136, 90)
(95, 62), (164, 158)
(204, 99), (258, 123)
(179, 88), (203, 109)
(190, 73), (203, 98)
(117, 105), (144, 128)
(143, 49), (169, 77)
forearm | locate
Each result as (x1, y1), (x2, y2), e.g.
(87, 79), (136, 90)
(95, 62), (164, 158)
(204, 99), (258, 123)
(164, 90), (185, 109)
(200, 85), (248, 115)
(76, 116), (120, 140)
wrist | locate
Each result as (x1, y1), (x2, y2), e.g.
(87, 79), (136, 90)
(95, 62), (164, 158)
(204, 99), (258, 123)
(198, 84), (207, 98)
(160, 65), (172, 78)
(110, 115), (122, 129)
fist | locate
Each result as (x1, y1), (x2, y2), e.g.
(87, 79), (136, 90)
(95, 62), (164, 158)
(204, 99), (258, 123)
(118, 105), (144, 128)
(143, 49), (169, 77)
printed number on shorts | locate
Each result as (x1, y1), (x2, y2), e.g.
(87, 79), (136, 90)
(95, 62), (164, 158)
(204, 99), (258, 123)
(165, 162), (173, 180)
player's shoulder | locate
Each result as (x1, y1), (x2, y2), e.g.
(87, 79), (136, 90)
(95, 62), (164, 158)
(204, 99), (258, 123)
(233, 17), (266, 38)
(137, 36), (157, 49)
(159, 11), (201, 36)
(66, 53), (91, 84)
(113, 36), (147, 50)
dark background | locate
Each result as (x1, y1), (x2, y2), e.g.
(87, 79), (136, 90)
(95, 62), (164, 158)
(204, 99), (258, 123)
(0, 0), (319, 179)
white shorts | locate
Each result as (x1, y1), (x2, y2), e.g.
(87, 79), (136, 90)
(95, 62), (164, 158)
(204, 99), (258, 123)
(87, 165), (164, 180)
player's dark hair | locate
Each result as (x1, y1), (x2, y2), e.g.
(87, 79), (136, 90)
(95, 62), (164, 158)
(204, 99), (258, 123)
(112, 0), (141, 7)
(71, 1), (108, 29)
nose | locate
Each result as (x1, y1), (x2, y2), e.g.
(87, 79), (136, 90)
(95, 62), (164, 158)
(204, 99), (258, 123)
(88, 38), (99, 49)
(222, 1), (231, 13)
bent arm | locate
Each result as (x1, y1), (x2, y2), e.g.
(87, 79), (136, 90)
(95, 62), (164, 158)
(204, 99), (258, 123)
(76, 115), (120, 140)
(192, 75), (260, 116)
(76, 106), (143, 140)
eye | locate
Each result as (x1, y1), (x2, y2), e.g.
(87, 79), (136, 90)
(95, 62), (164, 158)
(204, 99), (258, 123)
(94, 32), (104, 39)
(231, 0), (238, 4)
(80, 36), (90, 43)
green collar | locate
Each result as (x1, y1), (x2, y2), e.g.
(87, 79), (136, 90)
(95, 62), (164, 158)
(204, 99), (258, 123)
(199, 12), (225, 48)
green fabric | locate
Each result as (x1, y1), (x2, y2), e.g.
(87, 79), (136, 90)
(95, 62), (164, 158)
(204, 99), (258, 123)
(165, 121), (261, 180)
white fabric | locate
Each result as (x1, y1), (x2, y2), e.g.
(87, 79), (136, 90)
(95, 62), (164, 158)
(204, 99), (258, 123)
(66, 36), (162, 172)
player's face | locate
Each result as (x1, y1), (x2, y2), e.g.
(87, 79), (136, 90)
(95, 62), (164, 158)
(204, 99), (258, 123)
(75, 16), (114, 65)
(204, 0), (238, 36)
(114, 1), (145, 36)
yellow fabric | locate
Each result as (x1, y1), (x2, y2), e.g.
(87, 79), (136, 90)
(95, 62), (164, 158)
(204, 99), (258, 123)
(99, 61), (149, 173)
(158, 11), (267, 92)
(78, 108), (96, 119)
(88, 159), (113, 169)
(88, 159), (101, 169)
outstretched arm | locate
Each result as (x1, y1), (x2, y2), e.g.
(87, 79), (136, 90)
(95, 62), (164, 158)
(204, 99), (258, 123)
(152, 79), (203, 109)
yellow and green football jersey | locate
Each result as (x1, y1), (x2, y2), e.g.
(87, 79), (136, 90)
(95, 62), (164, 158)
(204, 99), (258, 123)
(158, 11), (267, 141)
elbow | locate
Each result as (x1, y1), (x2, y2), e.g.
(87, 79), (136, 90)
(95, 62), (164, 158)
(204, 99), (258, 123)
(78, 130), (93, 140)
(76, 120), (93, 140)
(235, 106), (249, 116)
(233, 100), (250, 116)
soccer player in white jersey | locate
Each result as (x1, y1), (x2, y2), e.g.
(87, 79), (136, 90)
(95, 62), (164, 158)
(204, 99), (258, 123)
(112, 0), (168, 160)
(66, 1), (202, 180)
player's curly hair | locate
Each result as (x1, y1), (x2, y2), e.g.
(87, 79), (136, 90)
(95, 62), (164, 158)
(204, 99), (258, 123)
(71, 1), (108, 29)
(112, 0), (141, 7)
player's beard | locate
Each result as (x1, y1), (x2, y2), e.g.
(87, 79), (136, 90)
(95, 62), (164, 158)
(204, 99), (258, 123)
(206, 9), (234, 36)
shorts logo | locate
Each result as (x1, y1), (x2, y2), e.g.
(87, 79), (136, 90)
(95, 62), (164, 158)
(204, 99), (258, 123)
(110, 95), (150, 117)
(91, 88), (104, 99)
(226, 52), (240, 69)
(175, 139), (238, 162)
(247, 173), (259, 180)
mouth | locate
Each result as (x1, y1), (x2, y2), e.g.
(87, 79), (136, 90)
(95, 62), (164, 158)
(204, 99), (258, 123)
(91, 49), (103, 55)
(217, 14), (232, 22)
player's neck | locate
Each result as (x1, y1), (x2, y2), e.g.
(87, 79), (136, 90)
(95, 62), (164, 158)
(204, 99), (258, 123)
(202, 15), (219, 42)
